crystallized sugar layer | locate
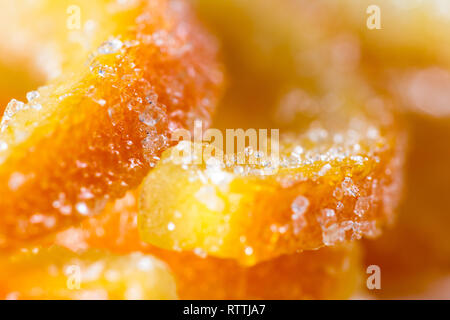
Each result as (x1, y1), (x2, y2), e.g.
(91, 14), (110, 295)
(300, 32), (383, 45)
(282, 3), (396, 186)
(138, 114), (405, 265)
(48, 192), (362, 300)
(0, 0), (223, 246)
(0, 246), (177, 300)
(141, 0), (406, 265)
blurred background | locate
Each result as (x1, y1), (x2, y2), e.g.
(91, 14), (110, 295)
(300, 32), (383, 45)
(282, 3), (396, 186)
(1, 0), (449, 299)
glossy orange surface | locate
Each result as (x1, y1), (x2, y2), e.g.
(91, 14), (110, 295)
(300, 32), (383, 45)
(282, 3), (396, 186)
(49, 192), (362, 299)
(0, 0), (222, 247)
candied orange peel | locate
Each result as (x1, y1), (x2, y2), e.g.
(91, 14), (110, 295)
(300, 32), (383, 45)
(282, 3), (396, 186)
(0, 246), (177, 300)
(48, 192), (362, 300)
(0, 0), (431, 300)
(138, 112), (405, 265)
(0, 0), (222, 247)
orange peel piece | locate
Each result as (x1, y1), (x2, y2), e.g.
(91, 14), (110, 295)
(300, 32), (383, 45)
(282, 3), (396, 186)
(0, 246), (177, 300)
(49, 192), (362, 300)
(0, 0), (222, 246)
(139, 114), (404, 265)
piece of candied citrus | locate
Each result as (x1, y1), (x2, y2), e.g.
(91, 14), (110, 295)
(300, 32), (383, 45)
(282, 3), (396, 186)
(0, 246), (177, 300)
(140, 0), (405, 266)
(0, 0), (222, 247)
(47, 192), (362, 300)
(138, 110), (404, 265)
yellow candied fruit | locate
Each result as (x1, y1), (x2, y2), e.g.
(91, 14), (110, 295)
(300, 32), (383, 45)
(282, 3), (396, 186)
(50, 192), (362, 300)
(139, 116), (404, 265)
(0, 0), (222, 247)
(0, 246), (177, 300)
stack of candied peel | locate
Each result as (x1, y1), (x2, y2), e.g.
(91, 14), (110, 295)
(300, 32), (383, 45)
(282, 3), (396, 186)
(0, 0), (449, 299)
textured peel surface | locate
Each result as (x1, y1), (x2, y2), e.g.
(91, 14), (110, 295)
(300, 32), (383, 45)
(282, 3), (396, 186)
(139, 116), (404, 265)
(0, 0), (222, 246)
(47, 192), (362, 300)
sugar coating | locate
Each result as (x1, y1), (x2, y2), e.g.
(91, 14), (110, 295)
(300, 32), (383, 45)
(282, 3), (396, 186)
(139, 115), (405, 265)
(48, 192), (362, 300)
(0, 0), (222, 246)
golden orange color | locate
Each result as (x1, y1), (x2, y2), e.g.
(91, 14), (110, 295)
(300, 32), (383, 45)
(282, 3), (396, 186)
(0, 62), (42, 114)
(193, 0), (450, 297)
(0, 246), (177, 300)
(0, 0), (223, 247)
(363, 116), (450, 298)
(48, 192), (362, 300)
(337, 0), (450, 70)
(139, 116), (404, 265)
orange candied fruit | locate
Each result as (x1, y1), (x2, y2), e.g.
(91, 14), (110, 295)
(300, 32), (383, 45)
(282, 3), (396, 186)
(0, 246), (177, 300)
(139, 116), (405, 265)
(50, 192), (362, 300)
(0, 0), (223, 247)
